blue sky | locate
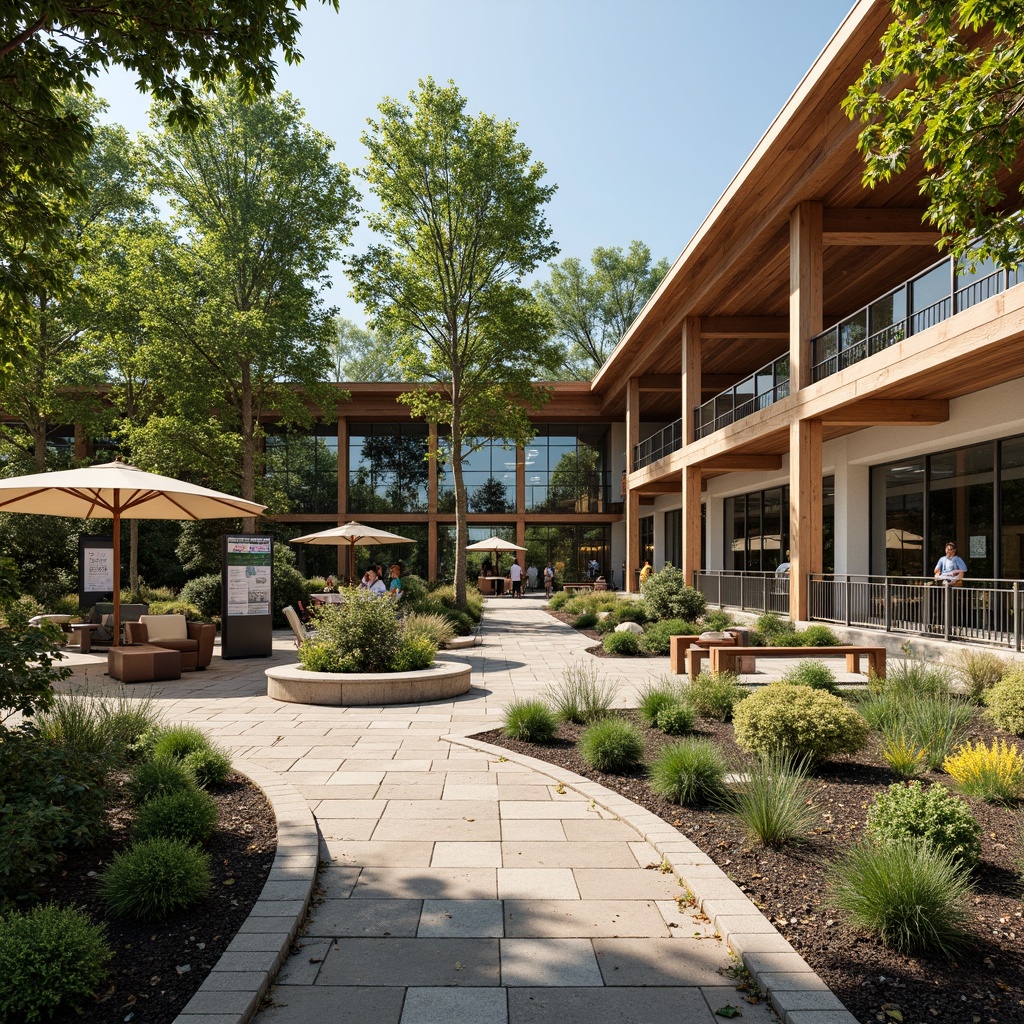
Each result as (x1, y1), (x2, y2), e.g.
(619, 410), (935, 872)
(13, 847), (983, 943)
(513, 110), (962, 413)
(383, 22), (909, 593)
(94, 0), (855, 327)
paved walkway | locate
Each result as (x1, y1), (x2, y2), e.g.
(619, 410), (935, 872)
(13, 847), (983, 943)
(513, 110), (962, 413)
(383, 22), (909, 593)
(58, 597), (852, 1024)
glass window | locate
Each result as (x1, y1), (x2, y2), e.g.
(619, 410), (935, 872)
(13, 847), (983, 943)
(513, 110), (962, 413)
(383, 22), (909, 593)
(929, 443), (995, 578)
(349, 423), (428, 514)
(909, 262), (952, 333)
(437, 433), (516, 513)
(265, 428), (339, 514)
(872, 459), (925, 576)
(664, 509), (681, 570)
(525, 426), (609, 513)
(1001, 437), (1024, 580)
(640, 516), (654, 569)
(523, 524), (611, 587)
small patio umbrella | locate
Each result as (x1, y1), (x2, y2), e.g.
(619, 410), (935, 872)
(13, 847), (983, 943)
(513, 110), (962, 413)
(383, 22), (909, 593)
(0, 461), (266, 645)
(290, 522), (416, 583)
(466, 536), (528, 575)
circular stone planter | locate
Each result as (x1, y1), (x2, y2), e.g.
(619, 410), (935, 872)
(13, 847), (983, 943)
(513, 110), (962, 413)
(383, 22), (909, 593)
(266, 659), (472, 706)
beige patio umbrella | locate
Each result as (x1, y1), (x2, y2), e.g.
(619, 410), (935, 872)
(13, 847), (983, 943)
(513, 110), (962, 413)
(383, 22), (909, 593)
(290, 522), (416, 583)
(466, 535), (527, 575)
(0, 460), (266, 645)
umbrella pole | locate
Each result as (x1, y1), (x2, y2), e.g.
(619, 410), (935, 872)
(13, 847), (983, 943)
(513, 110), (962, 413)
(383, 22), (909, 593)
(112, 503), (121, 647)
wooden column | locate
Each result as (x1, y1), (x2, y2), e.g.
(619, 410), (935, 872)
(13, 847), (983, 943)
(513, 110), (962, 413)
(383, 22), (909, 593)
(682, 317), (701, 445)
(625, 377), (641, 591)
(428, 422), (438, 581)
(516, 445), (526, 552)
(789, 201), (823, 392)
(790, 418), (823, 621)
(682, 465), (702, 585)
(337, 414), (349, 579)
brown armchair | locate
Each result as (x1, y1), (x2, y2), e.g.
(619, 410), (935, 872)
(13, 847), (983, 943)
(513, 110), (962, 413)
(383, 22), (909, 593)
(123, 614), (215, 671)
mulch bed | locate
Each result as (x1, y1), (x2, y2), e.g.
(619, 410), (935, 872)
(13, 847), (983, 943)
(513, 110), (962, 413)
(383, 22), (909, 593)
(476, 712), (1024, 1024)
(37, 772), (277, 1024)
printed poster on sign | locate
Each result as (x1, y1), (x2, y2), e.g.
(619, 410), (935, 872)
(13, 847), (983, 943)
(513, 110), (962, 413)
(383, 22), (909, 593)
(84, 546), (114, 592)
(224, 536), (273, 617)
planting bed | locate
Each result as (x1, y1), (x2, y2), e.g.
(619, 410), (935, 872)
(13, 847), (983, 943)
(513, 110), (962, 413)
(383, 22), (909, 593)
(36, 772), (276, 1024)
(478, 712), (1024, 1024)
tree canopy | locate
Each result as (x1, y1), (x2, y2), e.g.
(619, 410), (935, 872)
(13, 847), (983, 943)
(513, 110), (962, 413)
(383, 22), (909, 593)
(535, 241), (669, 378)
(844, 0), (1024, 266)
(347, 77), (562, 606)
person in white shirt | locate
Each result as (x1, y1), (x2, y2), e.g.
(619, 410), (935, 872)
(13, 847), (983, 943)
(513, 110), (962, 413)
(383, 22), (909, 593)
(363, 567), (387, 597)
(509, 559), (523, 598)
(527, 564), (538, 591)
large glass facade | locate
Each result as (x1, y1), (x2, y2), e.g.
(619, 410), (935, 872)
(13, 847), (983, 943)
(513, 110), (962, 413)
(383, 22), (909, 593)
(524, 524), (612, 586)
(525, 426), (609, 513)
(349, 423), (428, 514)
(438, 435), (516, 513)
(438, 524), (517, 581)
(664, 509), (681, 569)
(871, 434), (1024, 579)
(265, 428), (338, 514)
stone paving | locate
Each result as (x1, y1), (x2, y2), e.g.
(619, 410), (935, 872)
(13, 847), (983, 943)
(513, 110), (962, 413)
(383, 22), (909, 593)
(57, 595), (859, 1024)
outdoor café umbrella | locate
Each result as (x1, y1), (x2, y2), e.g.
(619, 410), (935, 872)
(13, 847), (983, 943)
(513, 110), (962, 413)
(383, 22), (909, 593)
(0, 460), (266, 646)
(465, 535), (528, 575)
(289, 522), (416, 583)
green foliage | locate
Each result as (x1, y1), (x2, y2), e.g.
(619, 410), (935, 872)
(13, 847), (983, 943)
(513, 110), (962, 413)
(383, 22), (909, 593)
(638, 619), (700, 656)
(502, 699), (558, 743)
(0, 731), (112, 905)
(866, 782), (981, 869)
(684, 671), (747, 722)
(603, 630), (641, 656)
(656, 702), (695, 736)
(573, 611), (599, 630)
(950, 648), (1008, 701)
(732, 683), (868, 763)
(301, 592), (403, 673)
(297, 639), (344, 673)
(728, 753), (818, 847)
(0, 905), (113, 1023)
(180, 748), (232, 788)
(146, 600), (205, 619)
(943, 740), (1024, 803)
(615, 602), (649, 624)
(402, 612), (457, 648)
(796, 625), (840, 647)
(548, 591), (571, 611)
(0, 613), (70, 727)
(984, 665), (1024, 735)
(595, 612), (620, 634)
(272, 556), (311, 629)
(877, 656), (951, 699)
(648, 738), (727, 807)
(879, 731), (927, 779)
(636, 681), (681, 728)
(755, 612), (795, 644)
(544, 662), (617, 724)
(830, 841), (972, 955)
(128, 757), (197, 805)
(782, 660), (838, 693)
(399, 574), (430, 607)
(179, 574), (222, 620)
(97, 694), (162, 749)
(701, 610), (732, 632)
(578, 718), (645, 773)
(134, 788), (219, 846)
(151, 724), (213, 761)
(640, 566), (706, 622)
(392, 635), (437, 672)
(101, 837), (211, 921)
(842, 0), (1024, 269)
(431, 584), (484, 622)
(33, 690), (158, 766)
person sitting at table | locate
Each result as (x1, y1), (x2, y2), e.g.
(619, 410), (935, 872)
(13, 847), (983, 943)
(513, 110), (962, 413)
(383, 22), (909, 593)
(387, 563), (403, 600)
(323, 574), (338, 593)
(364, 566), (387, 597)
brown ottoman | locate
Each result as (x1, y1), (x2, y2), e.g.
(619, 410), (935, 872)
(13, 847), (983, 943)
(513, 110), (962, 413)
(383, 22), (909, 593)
(108, 645), (181, 683)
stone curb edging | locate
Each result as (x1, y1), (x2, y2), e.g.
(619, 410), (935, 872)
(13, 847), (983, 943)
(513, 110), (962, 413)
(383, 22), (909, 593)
(447, 732), (858, 1024)
(171, 759), (319, 1024)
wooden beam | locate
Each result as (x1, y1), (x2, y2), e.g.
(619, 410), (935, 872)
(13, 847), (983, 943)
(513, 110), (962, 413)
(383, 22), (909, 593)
(626, 377), (640, 473)
(682, 317), (701, 445)
(823, 208), (941, 246)
(700, 316), (789, 339)
(638, 374), (679, 392)
(682, 465), (702, 584)
(790, 418), (822, 621)
(790, 201), (823, 392)
(636, 481), (682, 495)
(700, 454), (783, 471)
(822, 399), (950, 426)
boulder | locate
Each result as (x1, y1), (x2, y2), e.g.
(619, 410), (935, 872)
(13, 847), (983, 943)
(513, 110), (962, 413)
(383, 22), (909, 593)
(615, 621), (643, 635)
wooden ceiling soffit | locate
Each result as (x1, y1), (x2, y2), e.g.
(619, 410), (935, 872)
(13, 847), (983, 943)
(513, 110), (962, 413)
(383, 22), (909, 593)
(699, 454), (784, 471)
(635, 481), (683, 495)
(700, 316), (789, 339)
(638, 375), (680, 392)
(822, 208), (941, 246)
(821, 399), (949, 426)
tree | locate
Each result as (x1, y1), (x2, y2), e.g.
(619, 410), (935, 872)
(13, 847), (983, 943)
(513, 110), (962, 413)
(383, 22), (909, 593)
(329, 318), (404, 381)
(843, 1), (1024, 267)
(468, 475), (514, 514)
(1, 0), (339, 381)
(348, 78), (563, 606)
(138, 80), (357, 527)
(535, 241), (670, 377)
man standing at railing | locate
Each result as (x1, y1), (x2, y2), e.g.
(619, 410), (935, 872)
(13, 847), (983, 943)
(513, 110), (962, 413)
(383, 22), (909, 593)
(934, 542), (967, 586)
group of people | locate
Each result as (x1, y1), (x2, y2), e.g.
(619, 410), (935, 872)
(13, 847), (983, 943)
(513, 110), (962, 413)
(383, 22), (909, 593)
(321, 563), (404, 599)
(482, 559), (556, 597)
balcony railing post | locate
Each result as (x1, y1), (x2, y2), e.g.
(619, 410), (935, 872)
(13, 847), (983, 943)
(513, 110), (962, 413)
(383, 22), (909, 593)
(843, 576), (850, 626)
(1015, 582), (1021, 653)
(943, 583), (953, 641)
(884, 578), (892, 632)
(763, 574), (768, 615)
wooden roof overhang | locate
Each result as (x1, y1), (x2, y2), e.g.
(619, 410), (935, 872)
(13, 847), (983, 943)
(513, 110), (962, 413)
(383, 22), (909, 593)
(593, 0), (1024, 420)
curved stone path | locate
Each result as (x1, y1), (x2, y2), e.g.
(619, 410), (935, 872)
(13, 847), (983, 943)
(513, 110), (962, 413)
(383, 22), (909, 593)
(59, 596), (854, 1024)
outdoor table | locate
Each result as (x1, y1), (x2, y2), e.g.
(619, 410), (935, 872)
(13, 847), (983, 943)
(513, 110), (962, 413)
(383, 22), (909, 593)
(484, 576), (506, 596)
(68, 622), (106, 653)
(311, 592), (344, 605)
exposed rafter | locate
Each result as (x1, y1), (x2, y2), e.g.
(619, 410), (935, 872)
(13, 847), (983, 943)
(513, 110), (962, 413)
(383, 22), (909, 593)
(820, 399), (949, 426)
(822, 208), (941, 246)
(699, 454), (784, 471)
(700, 316), (789, 339)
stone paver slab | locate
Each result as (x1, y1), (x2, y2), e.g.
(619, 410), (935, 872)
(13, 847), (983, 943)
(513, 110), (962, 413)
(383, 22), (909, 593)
(317, 937), (500, 987)
(418, 899), (504, 938)
(499, 819), (566, 842)
(572, 868), (686, 901)
(328, 841), (435, 868)
(499, 938), (602, 987)
(381, 799), (500, 819)
(306, 899), (423, 937)
(496, 868), (580, 900)
(592, 937), (735, 986)
(432, 841), (503, 867)
(259, 986), (405, 1023)
(507, 987), (716, 1024)
(559, 819), (640, 842)
(501, 842), (638, 868)
(503, 899), (669, 938)
(351, 867), (497, 900)
(401, 987), (508, 1024)
(372, 818), (502, 842)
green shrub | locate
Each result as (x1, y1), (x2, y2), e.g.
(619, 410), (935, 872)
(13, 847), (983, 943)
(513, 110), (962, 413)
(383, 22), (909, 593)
(302, 592), (403, 673)
(656, 701), (695, 735)
(636, 681), (681, 727)
(32, 691), (117, 761)
(0, 905), (113, 1022)
(878, 730), (927, 779)
(0, 606), (71, 724)
(179, 573), (221, 620)
(648, 738), (727, 806)
(685, 670), (747, 722)
(616, 602), (649, 625)
(578, 718), (645, 772)
(151, 724), (212, 761)
(548, 592), (571, 611)
(595, 612), (620, 634)
(181, 747), (232, 788)
(134, 788), (219, 846)
(949, 648), (1008, 700)
(905, 696), (974, 770)
(638, 619), (700, 656)
(431, 584), (483, 622)
(796, 625), (840, 647)
(878, 656), (951, 698)
(732, 683), (868, 762)
(701, 610), (732, 632)
(782, 660), (838, 693)
(727, 753), (818, 847)
(603, 631), (641, 656)
(297, 638), (347, 672)
(402, 611), (456, 648)
(943, 740), (1024, 803)
(272, 551), (312, 629)
(755, 612), (796, 644)
(146, 600), (205, 619)
(573, 611), (599, 630)
(985, 665), (1024, 734)
(101, 837), (211, 921)
(831, 841), (972, 955)
(392, 635), (437, 672)
(502, 699), (558, 743)
(96, 693), (161, 749)
(866, 781), (981, 868)
(399, 573), (430, 607)
(544, 662), (617, 724)
(128, 757), (197, 805)
(640, 566), (706, 622)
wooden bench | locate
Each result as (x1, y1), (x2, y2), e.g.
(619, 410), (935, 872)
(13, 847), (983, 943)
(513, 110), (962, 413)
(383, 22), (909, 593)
(668, 635), (701, 674)
(709, 645), (887, 679)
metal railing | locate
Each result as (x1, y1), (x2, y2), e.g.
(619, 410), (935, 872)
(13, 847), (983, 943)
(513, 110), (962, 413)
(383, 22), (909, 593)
(633, 417), (682, 471)
(694, 570), (790, 615)
(811, 254), (1024, 383)
(693, 352), (790, 440)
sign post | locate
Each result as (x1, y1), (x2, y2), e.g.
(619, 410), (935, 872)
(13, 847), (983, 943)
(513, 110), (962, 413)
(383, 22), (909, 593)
(220, 534), (274, 659)
(79, 534), (114, 610)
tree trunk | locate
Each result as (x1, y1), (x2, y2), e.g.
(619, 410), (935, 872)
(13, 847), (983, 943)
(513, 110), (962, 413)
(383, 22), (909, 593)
(240, 362), (256, 533)
(451, 415), (468, 609)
